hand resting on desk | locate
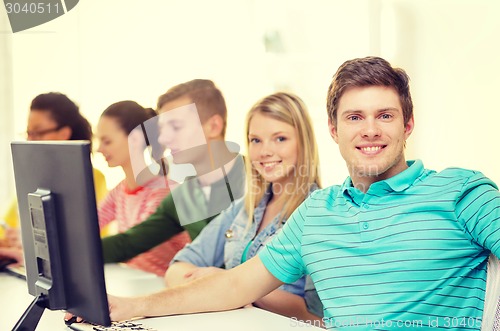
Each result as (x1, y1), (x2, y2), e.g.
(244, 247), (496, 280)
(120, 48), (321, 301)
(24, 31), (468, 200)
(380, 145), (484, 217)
(0, 247), (24, 267)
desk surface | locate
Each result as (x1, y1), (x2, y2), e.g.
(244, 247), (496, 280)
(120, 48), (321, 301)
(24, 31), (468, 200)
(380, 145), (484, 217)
(0, 264), (323, 330)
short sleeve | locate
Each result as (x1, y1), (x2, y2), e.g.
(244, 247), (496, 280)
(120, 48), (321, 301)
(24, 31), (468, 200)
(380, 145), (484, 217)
(456, 171), (500, 258)
(258, 199), (308, 284)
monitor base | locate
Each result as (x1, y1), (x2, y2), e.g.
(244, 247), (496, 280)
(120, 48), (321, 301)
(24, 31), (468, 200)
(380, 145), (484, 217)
(12, 294), (47, 331)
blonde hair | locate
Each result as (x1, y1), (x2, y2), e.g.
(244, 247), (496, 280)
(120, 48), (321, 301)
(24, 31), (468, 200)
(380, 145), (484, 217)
(244, 92), (321, 225)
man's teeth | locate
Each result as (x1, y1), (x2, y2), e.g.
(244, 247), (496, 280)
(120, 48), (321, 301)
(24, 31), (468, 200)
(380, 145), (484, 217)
(361, 146), (382, 152)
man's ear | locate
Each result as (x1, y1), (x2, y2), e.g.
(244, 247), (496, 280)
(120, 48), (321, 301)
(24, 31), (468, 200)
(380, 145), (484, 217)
(328, 118), (339, 144)
(204, 114), (225, 139)
(404, 115), (415, 140)
(58, 126), (72, 140)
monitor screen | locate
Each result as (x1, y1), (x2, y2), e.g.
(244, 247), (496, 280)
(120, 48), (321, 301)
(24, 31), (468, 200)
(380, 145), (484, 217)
(11, 141), (111, 329)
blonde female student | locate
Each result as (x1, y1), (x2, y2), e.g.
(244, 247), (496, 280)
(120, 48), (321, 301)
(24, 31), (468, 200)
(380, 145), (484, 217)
(96, 101), (190, 276)
(165, 92), (323, 321)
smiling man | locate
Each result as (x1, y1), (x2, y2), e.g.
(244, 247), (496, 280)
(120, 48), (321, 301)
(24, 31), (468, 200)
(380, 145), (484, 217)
(328, 83), (414, 192)
(93, 57), (499, 330)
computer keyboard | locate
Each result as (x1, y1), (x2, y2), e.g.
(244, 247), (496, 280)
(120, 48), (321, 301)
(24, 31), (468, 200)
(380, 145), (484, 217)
(68, 320), (157, 331)
(4, 265), (26, 280)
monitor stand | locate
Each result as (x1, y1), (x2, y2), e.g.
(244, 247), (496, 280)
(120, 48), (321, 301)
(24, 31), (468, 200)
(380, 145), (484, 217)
(12, 294), (47, 331)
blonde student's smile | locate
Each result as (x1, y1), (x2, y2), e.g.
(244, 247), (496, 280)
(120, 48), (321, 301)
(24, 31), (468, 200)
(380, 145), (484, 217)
(260, 160), (282, 170)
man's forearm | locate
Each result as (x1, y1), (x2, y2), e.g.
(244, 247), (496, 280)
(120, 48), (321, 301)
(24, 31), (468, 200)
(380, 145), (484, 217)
(253, 289), (323, 325)
(164, 262), (198, 287)
(110, 257), (283, 321)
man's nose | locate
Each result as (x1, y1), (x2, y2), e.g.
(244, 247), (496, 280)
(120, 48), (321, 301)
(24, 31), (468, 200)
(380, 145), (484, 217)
(361, 118), (381, 138)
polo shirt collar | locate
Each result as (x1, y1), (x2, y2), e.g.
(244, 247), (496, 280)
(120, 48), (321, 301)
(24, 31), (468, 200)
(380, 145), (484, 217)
(383, 159), (424, 192)
(341, 160), (424, 199)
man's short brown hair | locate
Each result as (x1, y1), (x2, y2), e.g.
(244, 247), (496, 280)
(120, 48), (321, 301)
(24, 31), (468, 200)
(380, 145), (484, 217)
(327, 56), (413, 127)
(157, 79), (227, 137)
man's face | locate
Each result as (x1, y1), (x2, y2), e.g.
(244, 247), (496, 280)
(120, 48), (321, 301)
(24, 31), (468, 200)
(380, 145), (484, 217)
(157, 96), (208, 165)
(329, 86), (414, 187)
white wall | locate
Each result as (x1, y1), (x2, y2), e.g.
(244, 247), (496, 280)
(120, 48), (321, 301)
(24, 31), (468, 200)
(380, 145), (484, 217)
(0, 11), (13, 212)
(382, 0), (500, 185)
(1, 0), (499, 208)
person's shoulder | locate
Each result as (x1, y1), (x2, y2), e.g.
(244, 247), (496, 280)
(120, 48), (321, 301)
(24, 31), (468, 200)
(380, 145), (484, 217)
(433, 166), (497, 189)
(107, 179), (126, 195)
(231, 196), (245, 208)
(229, 153), (246, 175)
(140, 176), (171, 193)
(436, 166), (485, 181)
(306, 185), (342, 206)
(438, 166), (480, 177)
(92, 167), (106, 180)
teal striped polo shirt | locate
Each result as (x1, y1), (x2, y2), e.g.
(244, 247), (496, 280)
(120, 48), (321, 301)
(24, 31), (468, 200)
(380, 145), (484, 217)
(259, 160), (500, 330)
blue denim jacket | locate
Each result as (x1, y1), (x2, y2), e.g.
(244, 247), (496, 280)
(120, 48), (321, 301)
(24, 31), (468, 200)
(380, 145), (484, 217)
(172, 186), (308, 297)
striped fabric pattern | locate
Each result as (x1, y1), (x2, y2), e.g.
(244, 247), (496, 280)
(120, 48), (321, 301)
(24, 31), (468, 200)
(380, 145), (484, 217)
(98, 176), (190, 276)
(259, 160), (500, 330)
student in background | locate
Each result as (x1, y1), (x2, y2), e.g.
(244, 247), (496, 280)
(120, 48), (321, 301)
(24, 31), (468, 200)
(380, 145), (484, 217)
(166, 92), (323, 321)
(100, 79), (246, 265)
(96, 100), (190, 276)
(0, 92), (107, 264)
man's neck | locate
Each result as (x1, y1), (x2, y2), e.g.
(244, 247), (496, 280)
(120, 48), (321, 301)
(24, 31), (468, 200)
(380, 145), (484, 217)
(195, 140), (238, 187)
(196, 157), (237, 187)
(350, 159), (409, 193)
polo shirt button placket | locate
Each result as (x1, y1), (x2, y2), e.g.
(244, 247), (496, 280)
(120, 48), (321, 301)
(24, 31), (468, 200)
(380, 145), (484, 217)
(359, 203), (370, 241)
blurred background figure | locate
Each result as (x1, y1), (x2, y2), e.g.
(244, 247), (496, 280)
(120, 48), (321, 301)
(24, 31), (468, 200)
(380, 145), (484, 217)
(96, 101), (190, 276)
(0, 92), (108, 265)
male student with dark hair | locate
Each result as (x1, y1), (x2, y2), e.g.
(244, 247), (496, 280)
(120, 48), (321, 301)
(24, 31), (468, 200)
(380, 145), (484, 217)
(92, 57), (499, 330)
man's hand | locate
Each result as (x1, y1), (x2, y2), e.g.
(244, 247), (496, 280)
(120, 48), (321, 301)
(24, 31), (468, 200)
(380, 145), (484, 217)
(5, 228), (22, 249)
(64, 295), (141, 324)
(108, 294), (144, 322)
(0, 247), (24, 267)
(63, 313), (84, 325)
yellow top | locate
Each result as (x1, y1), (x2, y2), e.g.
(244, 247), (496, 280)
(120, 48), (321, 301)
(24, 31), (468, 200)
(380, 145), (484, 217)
(0, 168), (108, 238)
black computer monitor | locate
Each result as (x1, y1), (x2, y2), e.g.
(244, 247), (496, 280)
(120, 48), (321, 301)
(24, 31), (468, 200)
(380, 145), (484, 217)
(10, 141), (111, 330)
